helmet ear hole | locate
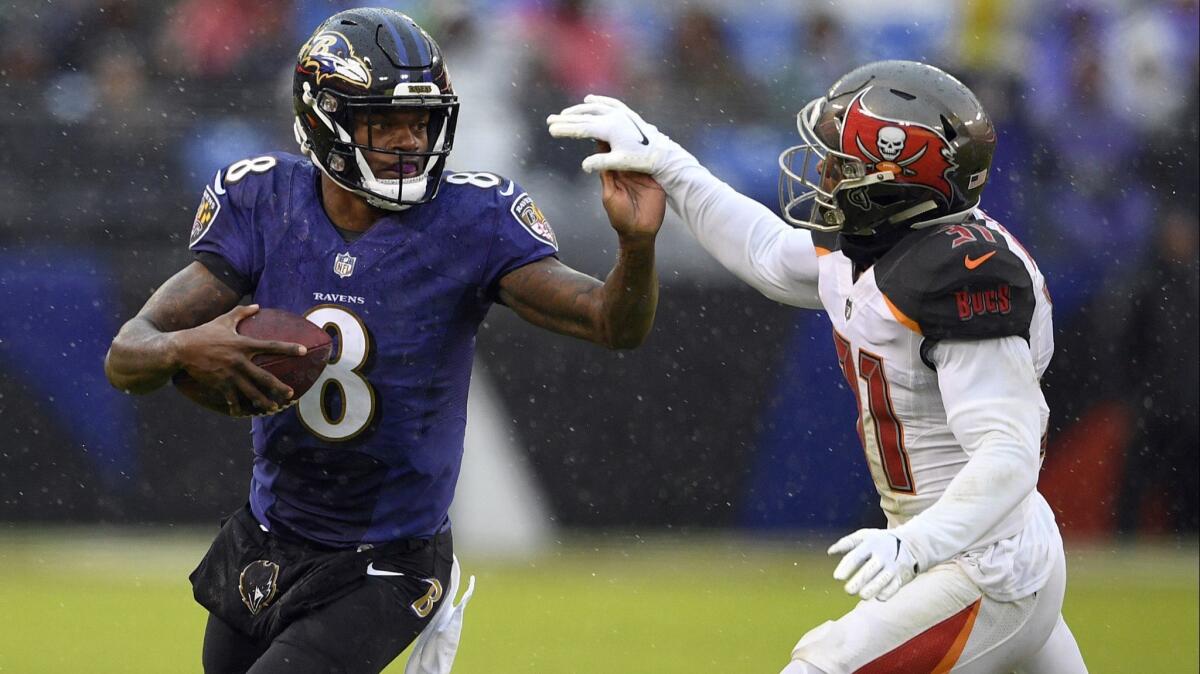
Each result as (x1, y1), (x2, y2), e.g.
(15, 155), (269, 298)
(940, 115), (958, 142)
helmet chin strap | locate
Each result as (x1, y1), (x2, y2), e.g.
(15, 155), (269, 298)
(906, 204), (980, 229)
(354, 147), (431, 211)
(886, 200), (938, 226)
(362, 176), (427, 211)
(294, 120), (426, 212)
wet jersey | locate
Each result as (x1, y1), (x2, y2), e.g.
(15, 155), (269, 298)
(657, 155), (1061, 601)
(810, 210), (1060, 599)
(187, 153), (557, 547)
(813, 210), (1053, 524)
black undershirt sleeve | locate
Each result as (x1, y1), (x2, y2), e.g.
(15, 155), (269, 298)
(195, 251), (252, 297)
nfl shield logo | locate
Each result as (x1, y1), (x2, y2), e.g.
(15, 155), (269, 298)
(333, 252), (357, 278)
(845, 299), (853, 320)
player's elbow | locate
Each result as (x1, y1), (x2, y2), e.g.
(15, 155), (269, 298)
(104, 344), (142, 394)
(996, 461), (1038, 503)
(603, 327), (648, 350)
(594, 305), (655, 350)
(104, 335), (161, 395)
(978, 440), (1040, 504)
(602, 313), (655, 350)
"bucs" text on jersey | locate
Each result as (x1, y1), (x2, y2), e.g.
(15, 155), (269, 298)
(954, 285), (1012, 321)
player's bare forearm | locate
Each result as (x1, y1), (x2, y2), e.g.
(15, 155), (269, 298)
(105, 316), (185, 394)
(104, 262), (242, 393)
(499, 167), (662, 348)
(587, 167), (663, 346)
(598, 233), (658, 347)
(498, 240), (658, 349)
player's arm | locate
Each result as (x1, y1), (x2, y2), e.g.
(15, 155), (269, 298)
(498, 169), (662, 349)
(892, 336), (1045, 569)
(104, 261), (303, 412)
(547, 95), (821, 309)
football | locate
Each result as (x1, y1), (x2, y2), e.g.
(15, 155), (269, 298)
(172, 308), (333, 416)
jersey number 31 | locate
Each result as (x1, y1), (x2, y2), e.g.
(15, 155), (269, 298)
(833, 330), (915, 494)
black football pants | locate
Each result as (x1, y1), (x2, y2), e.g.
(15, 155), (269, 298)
(202, 537), (453, 674)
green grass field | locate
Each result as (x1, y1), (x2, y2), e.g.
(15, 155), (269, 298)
(0, 530), (1195, 673)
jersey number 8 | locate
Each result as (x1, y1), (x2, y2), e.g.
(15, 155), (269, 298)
(298, 305), (376, 441)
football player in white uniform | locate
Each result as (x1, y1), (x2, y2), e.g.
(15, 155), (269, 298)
(548, 61), (1088, 673)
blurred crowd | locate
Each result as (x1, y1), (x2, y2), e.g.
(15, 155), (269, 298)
(2, 0), (1196, 535)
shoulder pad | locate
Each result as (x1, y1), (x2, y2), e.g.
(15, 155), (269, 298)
(442, 171), (558, 250)
(212, 153), (299, 208)
(875, 222), (1035, 340)
(440, 170), (513, 195)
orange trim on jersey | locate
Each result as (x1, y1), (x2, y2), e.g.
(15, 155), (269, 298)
(883, 294), (921, 335)
(931, 599), (982, 674)
(814, 245), (833, 257)
(854, 598), (982, 674)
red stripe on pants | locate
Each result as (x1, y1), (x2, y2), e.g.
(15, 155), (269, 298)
(854, 598), (982, 674)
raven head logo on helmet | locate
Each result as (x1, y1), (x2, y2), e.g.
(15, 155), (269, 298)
(293, 8), (459, 211)
(298, 31), (372, 89)
(779, 61), (995, 236)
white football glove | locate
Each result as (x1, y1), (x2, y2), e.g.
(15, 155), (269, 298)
(546, 95), (678, 176)
(828, 528), (919, 602)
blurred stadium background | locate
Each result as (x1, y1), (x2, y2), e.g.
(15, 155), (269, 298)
(1, 0), (1196, 672)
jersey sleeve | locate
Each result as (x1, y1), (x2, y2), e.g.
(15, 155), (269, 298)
(658, 156), (821, 309)
(480, 179), (559, 295)
(187, 158), (277, 295)
(891, 336), (1045, 571)
(876, 223), (1036, 341)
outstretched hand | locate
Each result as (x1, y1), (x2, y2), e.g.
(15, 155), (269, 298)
(597, 143), (666, 242)
(546, 95), (673, 176)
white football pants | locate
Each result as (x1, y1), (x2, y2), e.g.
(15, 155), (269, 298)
(781, 547), (1086, 673)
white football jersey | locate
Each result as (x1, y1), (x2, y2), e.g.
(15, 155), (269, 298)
(661, 162), (1063, 601)
(811, 208), (1059, 600)
(813, 210), (1052, 521)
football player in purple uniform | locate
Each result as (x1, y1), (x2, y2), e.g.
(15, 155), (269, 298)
(550, 62), (1088, 673)
(105, 8), (664, 674)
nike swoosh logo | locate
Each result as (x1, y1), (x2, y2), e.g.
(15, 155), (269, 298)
(627, 115), (650, 146)
(499, 180), (514, 196)
(366, 562), (406, 577)
(964, 251), (996, 270)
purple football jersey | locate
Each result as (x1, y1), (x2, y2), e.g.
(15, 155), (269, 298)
(188, 153), (557, 546)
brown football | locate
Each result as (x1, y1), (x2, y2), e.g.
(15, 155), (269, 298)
(172, 308), (333, 416)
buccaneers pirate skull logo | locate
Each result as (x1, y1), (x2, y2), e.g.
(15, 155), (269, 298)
(840, 88), (958, 200)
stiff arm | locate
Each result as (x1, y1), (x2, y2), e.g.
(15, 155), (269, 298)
(658, 158), (822, 309)
(497, 169), (663, 350)
(547, 95), (821, 309)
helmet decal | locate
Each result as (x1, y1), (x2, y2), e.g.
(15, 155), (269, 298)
(298, 31), (371, 89)
(840, 88), (957, 200)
